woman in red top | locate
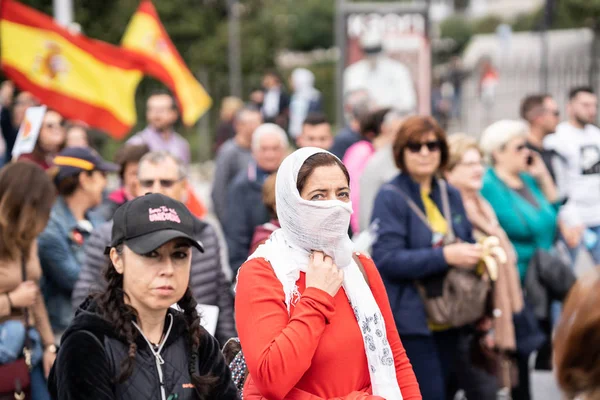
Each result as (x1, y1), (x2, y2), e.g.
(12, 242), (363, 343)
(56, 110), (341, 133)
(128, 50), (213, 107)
(235, 147), (421, 400)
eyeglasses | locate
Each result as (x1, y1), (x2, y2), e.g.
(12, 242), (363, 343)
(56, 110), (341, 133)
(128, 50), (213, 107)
(139, 178), (182, 188)
(406, 140), (442, 153)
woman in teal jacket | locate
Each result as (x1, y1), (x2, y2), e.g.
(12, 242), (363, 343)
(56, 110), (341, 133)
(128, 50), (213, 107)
(479, 120), (560, 400)
(479, 120), (559, 282)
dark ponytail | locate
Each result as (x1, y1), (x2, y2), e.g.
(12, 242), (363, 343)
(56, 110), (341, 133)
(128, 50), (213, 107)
(94, 245), (139, 383)
(95, 246), (219, 398)
(177, 289), (219, 399)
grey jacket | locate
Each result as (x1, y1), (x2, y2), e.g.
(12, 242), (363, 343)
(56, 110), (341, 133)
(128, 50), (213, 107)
(72, 220), (237, 345)
(211, 139), (252, 225)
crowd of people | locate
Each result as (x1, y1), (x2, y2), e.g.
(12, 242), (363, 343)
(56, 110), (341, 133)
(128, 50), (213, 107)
(0, 67), (599, 400)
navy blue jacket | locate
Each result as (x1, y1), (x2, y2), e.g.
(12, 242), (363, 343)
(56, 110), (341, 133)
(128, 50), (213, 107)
(330, 126), (361, 160)
(224, 163), (270, 274)
(371, 173), (475, 336)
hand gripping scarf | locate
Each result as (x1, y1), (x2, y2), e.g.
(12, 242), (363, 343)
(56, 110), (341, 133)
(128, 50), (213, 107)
(247, 147), (403, 399)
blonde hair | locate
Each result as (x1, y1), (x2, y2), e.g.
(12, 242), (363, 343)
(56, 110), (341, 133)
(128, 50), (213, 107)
(220, 96), (244, 121)
(446, 133), (482, 171)
(479, 119), (528, 164)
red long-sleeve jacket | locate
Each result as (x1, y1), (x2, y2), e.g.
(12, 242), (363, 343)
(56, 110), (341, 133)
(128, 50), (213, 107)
(235, 253), (422, 400)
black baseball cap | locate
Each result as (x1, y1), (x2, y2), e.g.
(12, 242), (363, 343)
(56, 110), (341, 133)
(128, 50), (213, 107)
(105, 193), (204, 255)
(53, 147), (119, 182)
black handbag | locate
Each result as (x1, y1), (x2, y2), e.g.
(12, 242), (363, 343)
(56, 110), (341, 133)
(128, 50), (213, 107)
(524, 248), (577, 320)
(513, 301), (546, 356)
(0, 254), (32, 400)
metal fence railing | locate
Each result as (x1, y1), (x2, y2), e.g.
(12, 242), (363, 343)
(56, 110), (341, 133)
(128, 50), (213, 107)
(457, 45), (593, 137)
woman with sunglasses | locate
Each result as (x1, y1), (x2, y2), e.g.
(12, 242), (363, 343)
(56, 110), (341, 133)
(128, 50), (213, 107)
(479, 120), (559, 400)
(17, 109), (66, 170)
(38, 147), (118, 340)
(371, 116), (498, 399)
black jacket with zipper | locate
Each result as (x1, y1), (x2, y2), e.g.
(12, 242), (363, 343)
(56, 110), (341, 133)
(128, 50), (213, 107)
(48, 298), (239, 400)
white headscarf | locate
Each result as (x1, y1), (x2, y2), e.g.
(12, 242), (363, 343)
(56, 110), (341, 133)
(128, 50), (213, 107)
(289, 68), (320, 139)
(247, 147), (403, 399)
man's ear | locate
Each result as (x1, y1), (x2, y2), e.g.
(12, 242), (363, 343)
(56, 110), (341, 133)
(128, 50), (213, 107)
(110, 247), (124, 274)
(78, 171), (90, 189)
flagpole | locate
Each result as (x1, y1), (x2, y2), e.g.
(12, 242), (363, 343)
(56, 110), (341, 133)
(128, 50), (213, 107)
(53, 0), (73, 26)
(227, 0), (242, 98)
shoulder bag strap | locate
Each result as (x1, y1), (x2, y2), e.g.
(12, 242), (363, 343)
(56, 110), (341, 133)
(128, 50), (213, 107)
(383, 184), (431, 230)
(21, 252), (29, 327)
(498, 179), (540, 247)
(20, 251), (33, 367)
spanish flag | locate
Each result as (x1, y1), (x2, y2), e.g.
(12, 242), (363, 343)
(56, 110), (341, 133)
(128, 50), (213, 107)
(122, 1), (212, 126)
(0, 0), (144, 139)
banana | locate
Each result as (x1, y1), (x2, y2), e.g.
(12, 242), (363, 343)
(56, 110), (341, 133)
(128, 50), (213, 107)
(482, 255), (498, 281)
(490, 246), (507, 264)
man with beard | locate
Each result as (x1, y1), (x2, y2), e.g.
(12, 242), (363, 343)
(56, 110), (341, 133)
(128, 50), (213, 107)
(521, 94), (561, 180)
(545, 86), (600, 265)
(127, 91), (190, 165)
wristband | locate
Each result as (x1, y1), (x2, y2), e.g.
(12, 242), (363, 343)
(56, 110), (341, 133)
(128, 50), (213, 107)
(6, 293), (13, 310)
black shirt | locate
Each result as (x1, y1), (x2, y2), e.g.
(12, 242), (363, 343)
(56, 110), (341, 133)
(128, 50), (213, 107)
(526, 141), (557, 182)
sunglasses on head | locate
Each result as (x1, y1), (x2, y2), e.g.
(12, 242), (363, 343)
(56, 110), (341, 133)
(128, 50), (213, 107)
(139, 178), (181, 188)
(406, 140), (442, 153)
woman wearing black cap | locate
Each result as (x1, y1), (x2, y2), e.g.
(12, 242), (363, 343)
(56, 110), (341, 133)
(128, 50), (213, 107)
(38, 146), (119, 339)
(48, 193), (239, 400)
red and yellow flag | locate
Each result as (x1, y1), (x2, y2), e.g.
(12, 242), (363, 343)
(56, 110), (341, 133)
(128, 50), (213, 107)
(0, 0), (144, 139)
(122, 1), (212, 126)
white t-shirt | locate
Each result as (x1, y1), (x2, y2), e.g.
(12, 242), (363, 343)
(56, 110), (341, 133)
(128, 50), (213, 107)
(545, 121), (600, 227)
(344, 56), (416, 112)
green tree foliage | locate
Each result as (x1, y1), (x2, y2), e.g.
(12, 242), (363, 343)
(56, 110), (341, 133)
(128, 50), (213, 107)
(9, 0), (338, 159)
(439, 15), (474, 55)
(562, 0), (600, 23)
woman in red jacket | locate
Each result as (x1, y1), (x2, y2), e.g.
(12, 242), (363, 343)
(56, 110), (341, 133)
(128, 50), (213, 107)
(235, 147), (421, 400)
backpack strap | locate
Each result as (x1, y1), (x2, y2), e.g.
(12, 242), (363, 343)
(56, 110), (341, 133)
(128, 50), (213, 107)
(352, 253), (370, 287)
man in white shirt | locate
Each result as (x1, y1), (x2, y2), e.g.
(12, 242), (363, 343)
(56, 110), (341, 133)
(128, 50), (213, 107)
(344, 33), (416, 112)
(545, 86), (600, 263)
(260, 71), (289, 123)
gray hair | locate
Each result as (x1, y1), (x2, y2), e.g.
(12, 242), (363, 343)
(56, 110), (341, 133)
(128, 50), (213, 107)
(138, 151), (187, 179)
(479, 119), (529, 164)
(343, 89), (371, 124)
(251, 123), (289, 152)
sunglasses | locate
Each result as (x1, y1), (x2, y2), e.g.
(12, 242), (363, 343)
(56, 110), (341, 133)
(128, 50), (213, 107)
(406, 140), (442, 153)
(139, 178), (181, 188)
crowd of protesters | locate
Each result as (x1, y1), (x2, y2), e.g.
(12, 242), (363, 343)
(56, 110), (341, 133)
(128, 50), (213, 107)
(0, 67), (599, 400)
